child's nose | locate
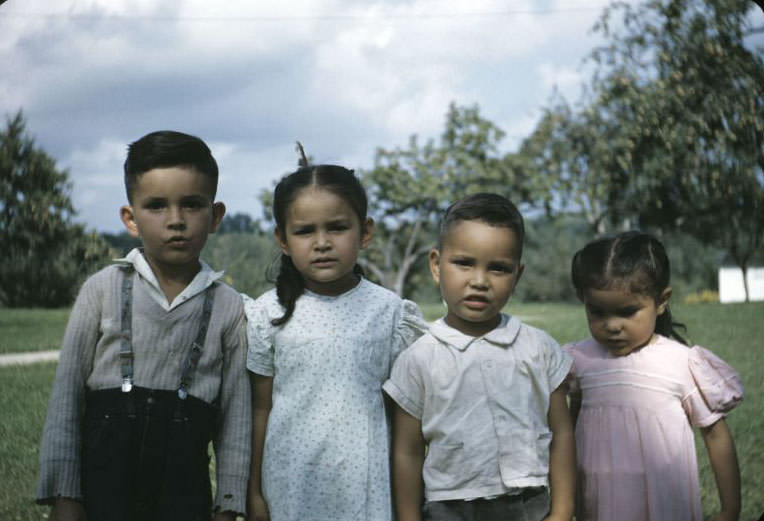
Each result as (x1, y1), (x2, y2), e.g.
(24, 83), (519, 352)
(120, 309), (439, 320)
(314, 231), (331, 250)
(469, 270), (489, 288)
(167, 206), (185, 228)
(602, 317), (622, 332)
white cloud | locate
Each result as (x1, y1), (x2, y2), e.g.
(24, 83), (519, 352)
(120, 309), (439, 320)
(1, 0), (644, 231)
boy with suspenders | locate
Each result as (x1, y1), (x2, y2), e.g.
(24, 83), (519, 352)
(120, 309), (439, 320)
(36, 131), (251, 521)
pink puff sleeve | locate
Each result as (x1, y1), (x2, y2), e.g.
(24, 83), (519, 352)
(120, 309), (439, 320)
(683, 346), (744, 427)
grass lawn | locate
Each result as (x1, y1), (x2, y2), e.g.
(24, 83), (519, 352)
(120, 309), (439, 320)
(1, 302), (762, 520)
(0, 308), (70, 355)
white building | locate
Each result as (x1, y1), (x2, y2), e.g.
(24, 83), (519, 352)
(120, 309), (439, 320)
(718, 266), (764, 303)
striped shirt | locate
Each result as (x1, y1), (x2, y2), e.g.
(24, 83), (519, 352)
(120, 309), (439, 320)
(36, 252), (251, 514)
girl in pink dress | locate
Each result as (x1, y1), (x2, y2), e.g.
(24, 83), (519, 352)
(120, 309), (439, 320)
(564, 231), (743, 521)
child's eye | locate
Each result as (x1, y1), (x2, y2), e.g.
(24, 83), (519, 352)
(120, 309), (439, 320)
(183, 200), (205, 210)
(618, 307), (639, 317)
(586, 306), (604, 316)
(451, 258), (473, 267)
(144, 200), (166, 211)
(292, 227), (312, 235)
(489, 263), (513, 274)
(328, 223), (350, 232)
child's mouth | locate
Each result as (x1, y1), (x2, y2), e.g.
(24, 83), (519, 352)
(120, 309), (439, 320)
(312, 258), (337, 268)
(464, 296), (490, 310)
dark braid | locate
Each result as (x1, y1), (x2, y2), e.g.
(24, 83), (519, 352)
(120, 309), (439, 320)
(271, 256), (304, 327)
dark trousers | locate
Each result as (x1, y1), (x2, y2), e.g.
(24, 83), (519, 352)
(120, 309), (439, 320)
(82, 387), (217, 521)
(423, 487), (549, 521)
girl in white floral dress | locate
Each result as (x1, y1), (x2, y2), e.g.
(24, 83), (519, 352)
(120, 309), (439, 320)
(242, 164), (426, 521)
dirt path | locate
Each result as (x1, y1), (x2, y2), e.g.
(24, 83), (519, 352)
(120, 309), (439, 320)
(0, 350), (59, 366)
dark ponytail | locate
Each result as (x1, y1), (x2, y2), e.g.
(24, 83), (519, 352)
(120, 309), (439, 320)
(655, 306), (688, 346)
(271, 256), (304, 327)
(269, 164), (369, 326)
(571, 231), (688, 345)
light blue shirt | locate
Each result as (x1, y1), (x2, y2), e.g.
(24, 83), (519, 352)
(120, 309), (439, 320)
(383, 314), (572, 502)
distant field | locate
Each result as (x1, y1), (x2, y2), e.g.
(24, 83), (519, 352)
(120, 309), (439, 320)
(0, 308), (70, 354)
(1, 302), (762, 520)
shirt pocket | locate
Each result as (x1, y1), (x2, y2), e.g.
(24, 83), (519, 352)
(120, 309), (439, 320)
(423, 441), (478, 491)
(498, 429), (552, 482)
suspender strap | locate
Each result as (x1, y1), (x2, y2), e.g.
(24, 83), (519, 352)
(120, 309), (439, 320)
(177, 285), (216, 400)
(118, 265), (216, 400)
(120, 267), (135, 393)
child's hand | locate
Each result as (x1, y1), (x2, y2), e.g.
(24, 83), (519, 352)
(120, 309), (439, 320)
(248, 493), (270, 521)
(49, 498), (85, 521)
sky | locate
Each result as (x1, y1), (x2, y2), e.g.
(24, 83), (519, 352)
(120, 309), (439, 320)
(2, 0), (763, 233)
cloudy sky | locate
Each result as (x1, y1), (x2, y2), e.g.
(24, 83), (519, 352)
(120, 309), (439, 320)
(2, 0), (762, 232)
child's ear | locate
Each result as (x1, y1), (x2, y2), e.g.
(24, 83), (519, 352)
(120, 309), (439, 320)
(209, 202), (226, 233)
(657, 286), (672, 314)
(514, 263), (525, 287)
(120, 205), (140, 238)
(274, 228), (289, 256)
(360, 217), (375, 248)
(428, 248), (441, 285)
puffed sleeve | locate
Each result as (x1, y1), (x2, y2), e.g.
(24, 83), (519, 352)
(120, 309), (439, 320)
(390, 299), (428, 369)
(683, 346), (743, 427)
(560, 343), (580, 395)
(383, 346), (426, 420)
(242, 293), (275, 377)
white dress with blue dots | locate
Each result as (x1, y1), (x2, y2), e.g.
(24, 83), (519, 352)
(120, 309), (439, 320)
(243, 279), (426, 521)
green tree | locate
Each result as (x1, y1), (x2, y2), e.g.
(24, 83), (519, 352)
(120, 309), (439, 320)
(202, 231), (278, 297)
(361, 103), (546, 296)
(536, 0), (764, 300)
(0, 111), (111, 307)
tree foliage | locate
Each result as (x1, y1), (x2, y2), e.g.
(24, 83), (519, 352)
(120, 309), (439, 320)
(0, 111), (111, 307)
(202, 231), (278, 298)
(534, 0), (764, 299)
(360, 103), (549, 296)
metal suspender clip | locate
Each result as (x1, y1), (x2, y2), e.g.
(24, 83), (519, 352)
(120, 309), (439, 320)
(120, 267), (135, 393)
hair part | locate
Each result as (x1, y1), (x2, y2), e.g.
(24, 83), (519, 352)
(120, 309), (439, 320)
(124, 130), (218, 203)
(571, 230), (687, 344)
(437, 192), (525, 257)
(270, 164), (368, 326)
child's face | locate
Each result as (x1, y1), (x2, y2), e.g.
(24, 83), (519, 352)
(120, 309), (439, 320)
(430, 220), (524, 337)
(581, 285), (670, 356)
(120, 166), (224, 278)
(276, 186), (374, 296)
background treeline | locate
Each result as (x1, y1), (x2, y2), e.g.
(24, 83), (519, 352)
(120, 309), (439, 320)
(2, 0), (762, 307)
(99, 211), (725, 306)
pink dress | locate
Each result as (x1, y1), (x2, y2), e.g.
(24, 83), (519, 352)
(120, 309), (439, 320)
(563, 335), (743, 521)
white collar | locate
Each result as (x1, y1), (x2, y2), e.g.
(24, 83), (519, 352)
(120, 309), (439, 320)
(429, 313), (521, 351)
(114, 248), (224, 311)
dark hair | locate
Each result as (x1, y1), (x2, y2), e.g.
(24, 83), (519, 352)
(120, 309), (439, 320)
(571, 230), (687, 344)
(271, 164), (367, 326)
(123, 130), (218, 203)
(438, 192), (525, 257)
